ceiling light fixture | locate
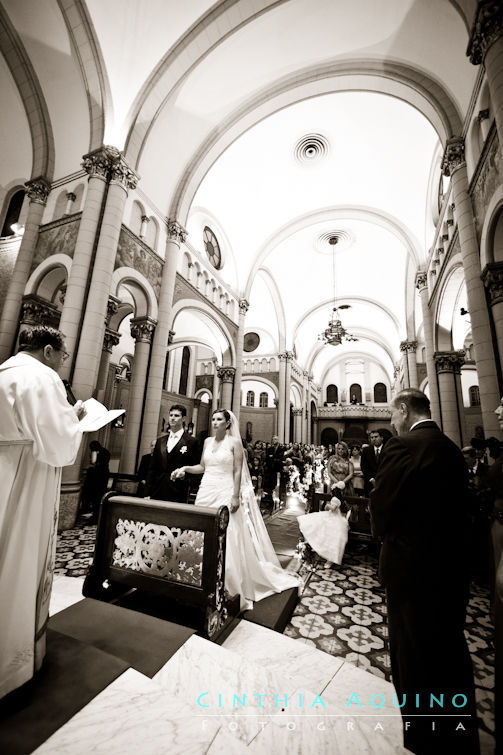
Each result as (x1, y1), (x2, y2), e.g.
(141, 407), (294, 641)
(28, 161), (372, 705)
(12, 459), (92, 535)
(318, 237), (358, 346)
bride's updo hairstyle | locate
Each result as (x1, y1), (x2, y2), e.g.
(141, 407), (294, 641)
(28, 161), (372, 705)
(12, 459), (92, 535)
(213, 407), (231, 429)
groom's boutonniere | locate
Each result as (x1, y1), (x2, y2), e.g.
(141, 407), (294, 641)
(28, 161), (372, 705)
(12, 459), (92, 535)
(180, 446), (188, 454)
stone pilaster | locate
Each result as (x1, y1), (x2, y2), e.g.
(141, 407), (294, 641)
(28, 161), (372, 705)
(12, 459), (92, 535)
(434, 350), (467, 446)
(277, 352), (287, 442)
(0, 176), (51, 361)
(400, 340), (418, 388)
(217, 366), (235, 410)
(232, 298), (249, 418)
(95, 327), (121, 401)
(467, 1), (503, 148)
(212, 358), (219, 414)
(292, 407), (303, 443)
(284, 351), (294, 443)
(191, 397), (201, 435)
(441, 138), (501, 436)
(120, 316), (156, 472)
(139, 220), (188, 455)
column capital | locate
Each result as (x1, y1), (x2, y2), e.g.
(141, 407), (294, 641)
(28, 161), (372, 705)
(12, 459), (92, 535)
(103, 327), (121, 353)
(66, 191), (77, 202)
(415, 270), (428, 291)
(400, 340), (418, 353)
(20, 294), (58, 326)
(303, 370), (309, 378)
(279, 350), (294, 362)
(434, 350), (465, 373)
(292, 408), (303, 417)
(217, 366), (236, 383)
(106, 294), (122, 325)
(130, 316), (156, 343)
(482, 261), (503, 304)
(239, 298), (249, 313)
(441, 136), (466, 176)
(82, 146), (120, 179)
(141, 215), (149, 224)
(110, 154), (139, 190)
(467, 0), (503, 65)
(167, 219), (188, 244)
(25, 176), (51, 205)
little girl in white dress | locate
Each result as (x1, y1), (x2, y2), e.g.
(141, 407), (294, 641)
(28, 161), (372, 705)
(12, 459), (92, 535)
(297, 496), (350, 568)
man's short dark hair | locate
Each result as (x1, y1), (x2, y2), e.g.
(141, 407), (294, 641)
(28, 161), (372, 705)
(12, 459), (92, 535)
(169, 403), (186, 417)
(393, 388), (431, 417)
(18, 326), (65, 353)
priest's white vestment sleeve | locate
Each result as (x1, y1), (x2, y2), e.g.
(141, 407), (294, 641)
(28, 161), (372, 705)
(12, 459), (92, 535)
(0, 352), (83, 698)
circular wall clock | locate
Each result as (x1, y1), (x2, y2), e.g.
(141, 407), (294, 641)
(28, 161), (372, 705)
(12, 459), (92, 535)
(203, 226), (222, 269)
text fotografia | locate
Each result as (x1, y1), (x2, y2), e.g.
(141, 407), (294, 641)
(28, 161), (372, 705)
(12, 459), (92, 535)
(196, 692), (469, 710)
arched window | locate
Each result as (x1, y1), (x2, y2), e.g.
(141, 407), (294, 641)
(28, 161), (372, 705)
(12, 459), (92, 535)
(349, 384), (362, 403)
(246, 390), (255, 407)
(374, 383), (387, 403)
(1, 189), (25, 237)
(179, 346), (190, 395)
(326, 384), (338, 403)
(259, 392), (268, 408)
(469, 385), (480, 407)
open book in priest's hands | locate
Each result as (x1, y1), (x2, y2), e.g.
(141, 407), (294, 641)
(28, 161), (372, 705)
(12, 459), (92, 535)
(78, 398), (125, 433)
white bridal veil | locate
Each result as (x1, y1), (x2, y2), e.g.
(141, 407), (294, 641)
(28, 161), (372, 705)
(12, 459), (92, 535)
(226, 410), (282, 567)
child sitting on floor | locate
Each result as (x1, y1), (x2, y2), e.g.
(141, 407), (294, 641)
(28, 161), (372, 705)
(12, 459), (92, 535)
(297, 496), (350, 568)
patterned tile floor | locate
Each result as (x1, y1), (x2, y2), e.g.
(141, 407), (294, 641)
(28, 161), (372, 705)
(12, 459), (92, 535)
(54, 513), (495, 753)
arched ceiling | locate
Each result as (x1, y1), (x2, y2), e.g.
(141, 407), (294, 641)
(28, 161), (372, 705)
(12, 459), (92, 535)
(1, 0), (478, 381)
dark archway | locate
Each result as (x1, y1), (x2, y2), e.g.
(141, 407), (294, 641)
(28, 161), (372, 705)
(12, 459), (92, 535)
(320, 427), (339, 447)
(326, 384), (338, 403)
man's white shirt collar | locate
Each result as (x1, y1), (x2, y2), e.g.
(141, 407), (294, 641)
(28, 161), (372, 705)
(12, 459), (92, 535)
(409, 419), (432, 431)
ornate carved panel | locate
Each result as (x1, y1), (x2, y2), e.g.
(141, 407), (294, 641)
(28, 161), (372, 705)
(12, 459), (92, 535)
(112, 518), (204, 586)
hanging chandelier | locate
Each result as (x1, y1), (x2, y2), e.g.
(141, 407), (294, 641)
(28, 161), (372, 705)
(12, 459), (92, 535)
(318, 237), (358, 346)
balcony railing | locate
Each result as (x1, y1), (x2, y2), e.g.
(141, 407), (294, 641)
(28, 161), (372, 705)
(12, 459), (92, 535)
(317, 404), (391, 419)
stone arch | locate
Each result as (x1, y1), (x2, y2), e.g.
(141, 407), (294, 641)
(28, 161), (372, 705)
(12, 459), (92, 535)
(170, 298), (236, 366)
(480, 185), (503, 268)
(434, 262), (465, 351)
(111, 267), (158, 320)
(146, 216), (159, 251)
(25, 254), (72, 299)
(129, 200), (145, 236)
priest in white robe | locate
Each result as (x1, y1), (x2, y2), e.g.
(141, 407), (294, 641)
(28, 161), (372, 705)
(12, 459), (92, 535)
(0, 326), (85, 699)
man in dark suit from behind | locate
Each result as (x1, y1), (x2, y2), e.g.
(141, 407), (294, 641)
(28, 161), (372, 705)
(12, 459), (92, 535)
(370, 389), (478, 754)
(360, 428), (384, 496)
(145, 404), (200, 503)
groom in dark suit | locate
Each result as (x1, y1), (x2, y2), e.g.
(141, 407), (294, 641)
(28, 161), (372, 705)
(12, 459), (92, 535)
(370, 389), (478, 754)
(145, 404), (200, 503)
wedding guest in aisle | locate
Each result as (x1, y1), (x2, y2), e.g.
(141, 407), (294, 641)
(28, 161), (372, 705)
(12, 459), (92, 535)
(360, 428), (385, 495)
(349, 444), (365, 496)
(326, 441), (354, 496)
(145, 404), (200, 503)
(370, 389), (478, 755)
(0, 326), (86, 700)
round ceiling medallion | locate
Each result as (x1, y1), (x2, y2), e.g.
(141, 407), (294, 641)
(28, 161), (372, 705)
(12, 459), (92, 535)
(203, 226), (222, 270)
(294, 133), (330, 164)
(243, 332), (260, 352)
(314, 229), (355, 255)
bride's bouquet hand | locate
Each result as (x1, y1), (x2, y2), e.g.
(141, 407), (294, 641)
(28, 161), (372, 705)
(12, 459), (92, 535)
(171, 467), (185, 481)
(230, 494), (240, 513)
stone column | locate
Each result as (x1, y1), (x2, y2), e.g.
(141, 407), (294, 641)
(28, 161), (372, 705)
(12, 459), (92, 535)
(442, 138), (501, 435)
(65, 192), (76, 215)
(306, 374), (313, 444)
(284, 351), (293, 443)
(400, 340), (418, 388)
(434, 351), (467, 446)
(399, 341), (411, 388)
(191, 398), (201, 435)
(71, 153), (138, 399)
(139, 215), (149, 239)
(312, 416), (319, 445)
(212, 359), (219, 413)
(95, 327), (121, 403)
(232, 298), (249, 419)
(301, 370), (309, 442)
(468, 2), (503, 148)
(218, 366), (235, 410)
(415, 272), (441, 423)
(0, 177), (51, 361)
(292, 408), (303, 443)
(140, 220), (186, 456)
(482, 262), (503, 379)
(120, 316), (156, 473)
(277, 352), (287, 442)
(59, 147), (117, 379)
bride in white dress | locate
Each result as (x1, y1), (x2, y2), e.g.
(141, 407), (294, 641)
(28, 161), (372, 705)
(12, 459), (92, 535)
(171, 408), (298, 610)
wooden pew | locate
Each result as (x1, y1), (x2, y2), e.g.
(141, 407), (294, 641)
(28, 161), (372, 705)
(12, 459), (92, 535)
(83, 493), (240, 642)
